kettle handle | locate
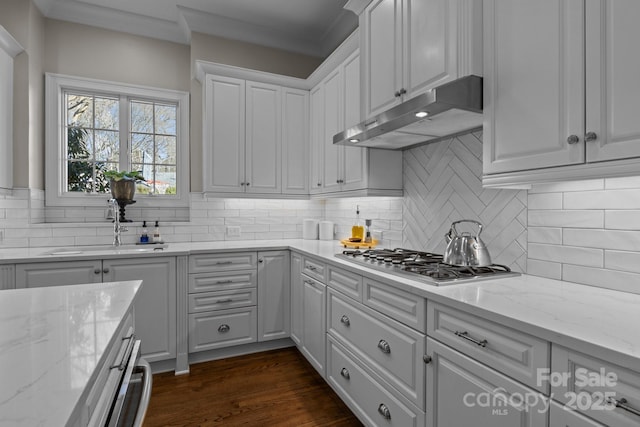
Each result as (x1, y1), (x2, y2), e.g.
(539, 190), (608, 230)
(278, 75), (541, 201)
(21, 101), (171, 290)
(451, 220), (484, 237)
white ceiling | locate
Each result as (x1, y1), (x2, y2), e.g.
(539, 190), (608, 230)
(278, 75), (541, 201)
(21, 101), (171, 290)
(33, 0), (358, 58)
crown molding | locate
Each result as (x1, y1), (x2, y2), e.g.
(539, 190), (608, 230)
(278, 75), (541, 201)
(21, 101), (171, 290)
(344, 0), (372, 16)
(0, 25), (24, 57)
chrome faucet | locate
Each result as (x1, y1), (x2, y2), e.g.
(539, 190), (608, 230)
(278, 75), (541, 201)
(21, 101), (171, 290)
(107, 199), (128, 246)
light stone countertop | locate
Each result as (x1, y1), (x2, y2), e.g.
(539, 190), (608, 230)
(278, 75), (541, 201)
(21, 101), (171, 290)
(1, 239), (639, 370)
(0, 280), (142, 427)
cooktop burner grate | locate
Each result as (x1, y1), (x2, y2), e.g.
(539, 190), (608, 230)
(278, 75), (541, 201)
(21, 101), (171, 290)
(337, 248), (519, 286)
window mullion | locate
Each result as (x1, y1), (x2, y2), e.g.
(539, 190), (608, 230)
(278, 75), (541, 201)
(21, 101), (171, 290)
(119, 96), (130, 170)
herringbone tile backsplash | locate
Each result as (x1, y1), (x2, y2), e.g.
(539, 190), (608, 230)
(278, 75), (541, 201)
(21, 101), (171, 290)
(403, 131), (528, 272)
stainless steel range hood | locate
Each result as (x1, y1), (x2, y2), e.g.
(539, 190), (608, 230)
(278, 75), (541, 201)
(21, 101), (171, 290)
(333, 75), (483, 150)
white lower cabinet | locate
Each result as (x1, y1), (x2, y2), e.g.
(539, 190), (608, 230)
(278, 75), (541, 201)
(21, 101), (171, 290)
(327, 336), (425, 427)
(15, 257), (177, 363)
(290, 252), (303, 346)
(0, 264), (15, 289)
(301, 274), (326, 376)
(550, 401), (605, 427)
(426, 337), (549, 427)
(188, 307), (257, 352)
(257, 250), (290, 341)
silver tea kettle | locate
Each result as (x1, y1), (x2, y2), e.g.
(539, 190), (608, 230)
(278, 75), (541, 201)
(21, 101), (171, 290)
(444, 220), (492, 267)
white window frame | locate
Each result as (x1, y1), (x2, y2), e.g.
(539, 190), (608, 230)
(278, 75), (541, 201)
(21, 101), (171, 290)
(45, 73), (190, 208)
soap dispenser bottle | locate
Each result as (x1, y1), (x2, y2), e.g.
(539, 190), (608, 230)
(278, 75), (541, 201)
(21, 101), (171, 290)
(153, 221), (162, 243)
(140, 221), (149, 243)
(351, 205), (364, 241)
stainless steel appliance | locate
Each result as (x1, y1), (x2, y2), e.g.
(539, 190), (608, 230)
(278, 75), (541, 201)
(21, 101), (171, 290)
(333, 75), (482, 150)
(96, 337), (152, 427)
(335, 248), (518, 286)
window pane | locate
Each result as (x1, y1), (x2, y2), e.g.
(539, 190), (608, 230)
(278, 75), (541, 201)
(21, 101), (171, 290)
(156, 165), (176, 195)
(67, 160), (94, 193)
(131, 133), (154, 164)
(67, 128), (93, 160)
(155, 135), (176, 164)
(67, 94), (93, 127)
(94, 130), (119, 162)
(94, 97), (119, 130)
(155, 104), (176, 135)
(131, 101), (153, 133)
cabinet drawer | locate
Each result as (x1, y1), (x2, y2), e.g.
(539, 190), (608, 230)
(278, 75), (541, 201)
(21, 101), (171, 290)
(188, 288), (257, 313)
(189, 252), (257, 273)
(428, 301), (549, 392)
(363, 278), (426, 332)
(302, 256), (325, 283)
(327, 265), (362, 300)
(551, 345), (640, 427)
(327, 336), (425, 427)
(328, 288), (426, 408)
(188, 307), (257, 352)
(426, 337), (549, 427)
(550, 401), (605, 427)
(188, 270), (257, 293)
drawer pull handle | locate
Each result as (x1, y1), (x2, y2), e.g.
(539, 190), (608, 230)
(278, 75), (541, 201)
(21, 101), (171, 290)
(455, 331), (488, 347)
(340, 315), (351, 326)
(378, 403), (391, 420)
(307, 265), (317, 271)
(377, 340), (391, 354)
(216, 299), (233, 304)
(340, 368), (350, 379)
(218, 324), (230, 333)
(608, 397), (640, 417)
(215, 280), (233, 284)
(215, 261), (233, 265)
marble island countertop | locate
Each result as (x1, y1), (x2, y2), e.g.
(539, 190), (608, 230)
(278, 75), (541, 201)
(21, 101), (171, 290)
(0, 280), (142, 427)
(1, 239), (639, 371)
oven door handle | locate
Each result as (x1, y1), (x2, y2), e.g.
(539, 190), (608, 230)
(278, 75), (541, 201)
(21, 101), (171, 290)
(131, 358), (153, 427)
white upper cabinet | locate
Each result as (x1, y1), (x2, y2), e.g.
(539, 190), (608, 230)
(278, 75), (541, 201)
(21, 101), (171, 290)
(361, 0), (480, 119)
(202, 70), (309, 196)
(310, 50), (403, 196)
(203, 75), (246, 193)
(245, 81), (281, 194)
(484, 0), (640, 186)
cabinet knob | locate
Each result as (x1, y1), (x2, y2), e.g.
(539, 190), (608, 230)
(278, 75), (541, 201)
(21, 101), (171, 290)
(246, 182), (250, 186)
(585, 131), (598, 142)
(423, 355), (432, 364)
(94, 269), (101, 275)
(377, 339), (391, 354)
(317, 182), (322, 187)
(340, 367), (350, 379)
(218, 324), (230, 333)
(240, 182), (245, 186)
(394, 91), (401, 98)
(399, 88), (407, 95)
(258, 258), (264, 263)
(102, 268), (110, 274)
(378, 403), (391, 420)
(567, 134), (580, 144)
(340, 315), (351, 326)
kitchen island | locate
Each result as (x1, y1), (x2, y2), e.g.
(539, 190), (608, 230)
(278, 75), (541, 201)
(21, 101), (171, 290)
(0, 280), (142, 427)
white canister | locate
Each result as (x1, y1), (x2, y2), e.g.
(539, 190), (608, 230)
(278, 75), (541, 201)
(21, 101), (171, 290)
(302, 219), (319, 240)
(319, 221), (335, 240)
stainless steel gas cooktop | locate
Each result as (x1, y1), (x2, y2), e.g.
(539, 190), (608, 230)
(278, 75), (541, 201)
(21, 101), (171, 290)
(335, 248), (519, 286)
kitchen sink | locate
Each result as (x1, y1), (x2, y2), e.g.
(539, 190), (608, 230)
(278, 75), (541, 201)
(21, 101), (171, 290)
(45, 244), (168, 256)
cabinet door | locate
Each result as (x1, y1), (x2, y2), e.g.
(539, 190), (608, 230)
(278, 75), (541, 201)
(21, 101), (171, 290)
(309, 85), (324, 193)
(363, 0), (403, 118)
(103, 257), (177, 362)
(426, 337), (549, 427)
(341, 51), (367, 191)
(257, 250), (290, 341)
(203, 75), (245, 192)
(282, 87), (309, 194)
(15, 260), (103, 288)
(585, 0), (640, 162)
(245, 81), (281, 193)
(483, 0), (585, 175)
(322, 68), (343, 193)
(0, 265), (15, 290)
(403, 0), (457, 99)
(290, 253), (303, 346)
(301, 276), (326, 377)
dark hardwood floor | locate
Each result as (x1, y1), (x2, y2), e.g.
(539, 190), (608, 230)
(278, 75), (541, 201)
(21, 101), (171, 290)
(144, 347), (363, 426)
